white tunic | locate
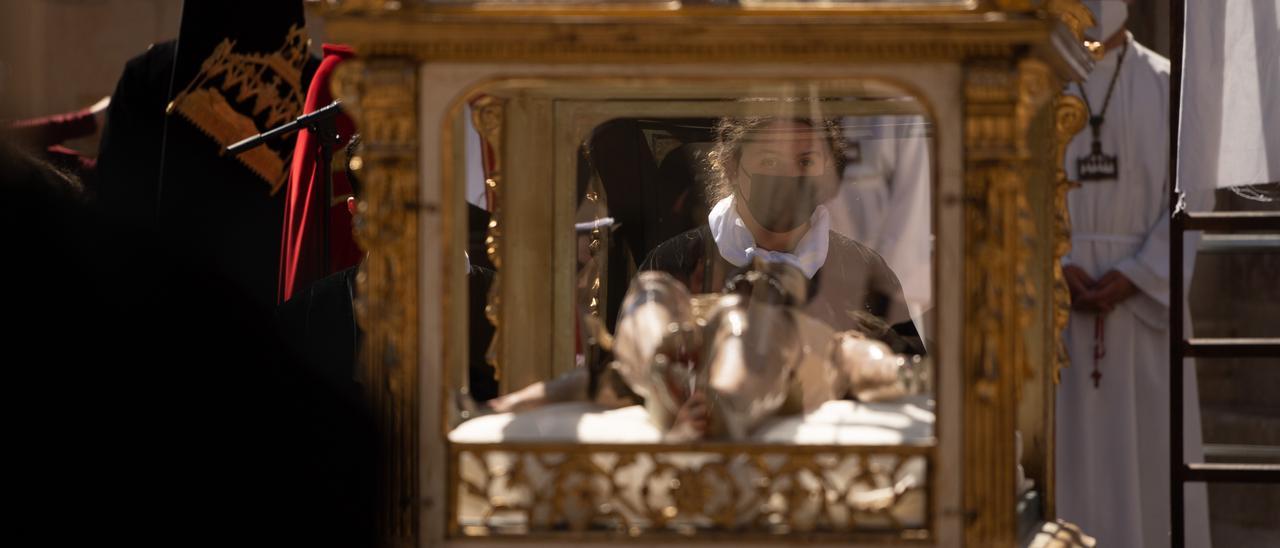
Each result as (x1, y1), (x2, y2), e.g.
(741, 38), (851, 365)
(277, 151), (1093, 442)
(826, 114), (932, 333)
(1056, 34), (1212, 548)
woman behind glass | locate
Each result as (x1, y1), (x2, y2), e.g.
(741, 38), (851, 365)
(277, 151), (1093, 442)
(641, 115), (921, 352)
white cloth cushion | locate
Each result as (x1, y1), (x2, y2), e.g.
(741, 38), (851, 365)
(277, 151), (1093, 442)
(752, 396), (935, 445)
(448, 402), (662, 443)
(449, 396), (934, 444)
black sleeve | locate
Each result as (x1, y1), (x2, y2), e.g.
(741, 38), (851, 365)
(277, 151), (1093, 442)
(93, 41), (176, 224)
(867, 253), (926, 355)
(639, 227), (705, 275)
(637, 245), (660, 272)
(275, 268), (360, 398)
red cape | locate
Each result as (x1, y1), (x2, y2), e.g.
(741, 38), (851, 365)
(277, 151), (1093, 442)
(279, 44), (360, 303)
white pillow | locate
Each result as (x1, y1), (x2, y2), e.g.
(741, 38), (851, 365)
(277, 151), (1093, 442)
(448, 402), (662, 443)
(449, 396), (935, 445)
(751, 396), (935, 445)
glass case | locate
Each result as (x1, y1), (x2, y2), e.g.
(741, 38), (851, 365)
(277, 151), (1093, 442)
(450, 84), (938, 539)
(316, 0), (1097, 545)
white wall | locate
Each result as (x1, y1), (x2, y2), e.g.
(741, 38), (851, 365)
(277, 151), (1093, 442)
(0, 0), (332, 153)
(1, 0), (182, 123)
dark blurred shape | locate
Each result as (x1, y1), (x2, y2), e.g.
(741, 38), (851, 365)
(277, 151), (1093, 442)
(277, 132), (499, 402)
(153, 0), (318, 309)
(582, 118), (714, 329)
(276, 264), (499, 403)
(2, 139), (379, 546)
(468, 265), (500, 401)
(468, 203), (496, 271)
(277, 266), (363, 399)
(95, 40), (176, 223)
(5, 106), (100, 178)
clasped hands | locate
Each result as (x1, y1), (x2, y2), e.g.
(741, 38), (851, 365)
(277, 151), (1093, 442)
(1063, 264), (1138, 314)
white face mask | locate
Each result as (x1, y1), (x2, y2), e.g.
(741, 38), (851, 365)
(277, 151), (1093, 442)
(1083, 0), (1129, 42)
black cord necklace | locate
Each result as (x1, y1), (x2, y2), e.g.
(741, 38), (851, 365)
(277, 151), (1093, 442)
(1076, 39), (1129, 181)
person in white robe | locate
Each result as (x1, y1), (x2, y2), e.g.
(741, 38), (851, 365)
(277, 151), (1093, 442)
(826, 114), (932, 339)
(1056, 2), (1212, 546)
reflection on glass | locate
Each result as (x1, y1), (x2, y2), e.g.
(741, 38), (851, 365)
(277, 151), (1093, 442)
(639, 116), (919, 340)
(456, 96), (934, 446)
(829, 114), (933, 340)
(460, 104), (500, 404)
(449, 93), (936, 537)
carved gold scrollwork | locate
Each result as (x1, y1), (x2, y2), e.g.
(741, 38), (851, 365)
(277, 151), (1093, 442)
(964, 165), (1021, 402)
(990, 0), (1036, 11)
(962, 159), (1024, 545)
(963, 58), (1059, 405)
(1017, 59), (1057, 158)
(469, 96), (507, 381)
(1013, 58), (1057, 402)
(334, 56), (420, 547)
(1044, 0), (1097, 42)
(963, 55), (1058, 545)
(965, 63), (1019, 161)
(580, 191), (607, 320)
(962, 55), (1078, 544)
(1050, 94), (1088, 383)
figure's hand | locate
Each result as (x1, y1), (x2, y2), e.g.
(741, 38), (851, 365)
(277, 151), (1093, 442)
(485, 393), (520, 414)
(1063, 264), (1102, 312)
(665, 391), (709, 442)
(1088, 270), (1138, 312)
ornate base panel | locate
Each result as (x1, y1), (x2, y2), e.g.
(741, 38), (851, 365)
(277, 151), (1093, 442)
(450, 443), (931, 541)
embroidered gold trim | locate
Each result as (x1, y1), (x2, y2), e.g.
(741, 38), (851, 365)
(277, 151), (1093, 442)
(169, 24), (310, 194)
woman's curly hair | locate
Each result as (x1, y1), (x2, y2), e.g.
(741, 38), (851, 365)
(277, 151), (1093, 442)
(703, 116), (848, 205)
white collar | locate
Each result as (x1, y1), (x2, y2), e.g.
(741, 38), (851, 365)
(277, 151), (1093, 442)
(706, 196), (830, 279)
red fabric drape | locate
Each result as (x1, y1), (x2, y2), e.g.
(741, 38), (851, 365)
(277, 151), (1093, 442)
(6, 108), (100, 174)
(278, 43), (359, 303)
(7, 108), (98, 148)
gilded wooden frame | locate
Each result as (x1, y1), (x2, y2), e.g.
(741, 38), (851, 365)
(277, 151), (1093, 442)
(318, 1), (1093, 546)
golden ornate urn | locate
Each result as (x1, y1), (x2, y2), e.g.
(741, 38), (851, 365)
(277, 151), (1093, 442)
(314, 1), (1096, 546)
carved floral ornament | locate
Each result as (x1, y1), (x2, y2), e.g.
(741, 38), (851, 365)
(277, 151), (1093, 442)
(453, 445), (931, 537)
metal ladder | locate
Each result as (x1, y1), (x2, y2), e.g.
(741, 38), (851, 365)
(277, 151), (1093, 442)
(1169, 2), (1280, 546)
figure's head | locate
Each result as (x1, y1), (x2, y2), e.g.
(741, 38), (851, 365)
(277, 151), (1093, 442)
(707, 115), (846, 234)
(702, 285), (803, 439)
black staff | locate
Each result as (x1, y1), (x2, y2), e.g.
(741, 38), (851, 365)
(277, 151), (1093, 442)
(227, 100), (344, 271)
